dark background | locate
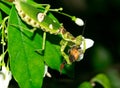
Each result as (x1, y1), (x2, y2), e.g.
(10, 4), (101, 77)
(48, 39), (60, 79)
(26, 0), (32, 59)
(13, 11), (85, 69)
(41, 0), (120, 88)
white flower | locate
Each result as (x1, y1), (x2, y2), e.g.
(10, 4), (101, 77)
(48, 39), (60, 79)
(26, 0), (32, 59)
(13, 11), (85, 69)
(77, 37), (94, 61)
(43, 65), (51, 78)
(81, 37), (94, 50)
(75, 18), (84, 26)
(0, 65), (12, 88)
(72, 16), (84, 26)
(77, 53), (84, 61)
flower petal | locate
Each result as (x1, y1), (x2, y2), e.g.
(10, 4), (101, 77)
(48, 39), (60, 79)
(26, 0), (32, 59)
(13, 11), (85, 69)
(0, 66), (12, 88)
(80, 37), (94, 50)
(76, 54), (84, 61)
(43, 65), (48, 77)
(85, 38), (94, 49)
(43, 65), (51, 78)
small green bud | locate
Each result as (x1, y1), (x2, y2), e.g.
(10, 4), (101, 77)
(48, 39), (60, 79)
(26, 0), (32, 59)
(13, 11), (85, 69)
(72, 16), (84, 26)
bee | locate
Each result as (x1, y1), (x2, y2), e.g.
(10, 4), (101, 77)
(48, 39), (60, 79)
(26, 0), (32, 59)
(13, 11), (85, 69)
(68, 46), (83, 63)
(60, 46), (84, 72)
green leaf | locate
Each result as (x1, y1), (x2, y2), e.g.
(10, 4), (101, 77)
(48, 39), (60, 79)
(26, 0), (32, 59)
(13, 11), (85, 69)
(78, 81), (93, 88)
(0, 11), (2, 23)
(8, 6), (44, 88)
(91, 73), (111, 88)
(0, 1), (11, 15)
(1, 0), (13, 6)
(44, 36), (62, 71)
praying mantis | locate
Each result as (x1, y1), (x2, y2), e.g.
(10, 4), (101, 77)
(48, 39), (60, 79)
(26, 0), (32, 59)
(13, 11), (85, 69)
(11, 0), (94, 67)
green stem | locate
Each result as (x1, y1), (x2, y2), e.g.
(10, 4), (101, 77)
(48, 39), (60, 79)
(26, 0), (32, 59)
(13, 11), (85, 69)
(0, 16), (9, 65)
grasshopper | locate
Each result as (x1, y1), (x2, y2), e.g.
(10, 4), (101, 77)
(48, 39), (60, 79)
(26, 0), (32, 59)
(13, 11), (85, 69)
(12, 0), (93, 66)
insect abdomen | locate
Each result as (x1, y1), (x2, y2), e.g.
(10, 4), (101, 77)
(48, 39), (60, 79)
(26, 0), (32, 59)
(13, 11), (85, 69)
(14, 0), (61, 34)
(14, 0), (40, 27)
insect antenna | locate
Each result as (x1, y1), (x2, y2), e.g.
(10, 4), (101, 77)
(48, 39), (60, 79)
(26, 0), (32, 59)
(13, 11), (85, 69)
(81, 20), (87, 36)
(50, 9), (84, 26)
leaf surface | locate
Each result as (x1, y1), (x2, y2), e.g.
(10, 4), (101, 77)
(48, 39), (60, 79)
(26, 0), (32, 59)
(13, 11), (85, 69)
(91, 73), (111, 88)
(8, 6), (44, 88)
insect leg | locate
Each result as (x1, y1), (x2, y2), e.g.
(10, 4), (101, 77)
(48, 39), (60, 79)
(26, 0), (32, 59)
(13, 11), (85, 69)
(25, 0), (50, 8)
(43, 4), (50, 15)
(82, 38), (86, 53)
(10, 24), (46, 54)
(22, 1), (51, 15)
(25, 1), (62, 13)
(9, 23), (37, 33)
(41, 32), (46, 51)
(60, 39), (71, 65)
(35, 32), (46, 54)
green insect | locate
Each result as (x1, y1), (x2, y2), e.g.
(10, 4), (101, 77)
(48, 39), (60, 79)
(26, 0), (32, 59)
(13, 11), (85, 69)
(12, 0), (93, 68)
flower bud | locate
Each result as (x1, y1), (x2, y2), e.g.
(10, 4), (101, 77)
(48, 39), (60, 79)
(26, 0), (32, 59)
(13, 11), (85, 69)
(75, 18), (84, 26)
(72, 16), (84, 26)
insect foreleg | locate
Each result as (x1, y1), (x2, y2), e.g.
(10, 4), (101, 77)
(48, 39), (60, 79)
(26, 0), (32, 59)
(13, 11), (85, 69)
(24, 0), (49, 9)
(25, 1), (62, 12)
(43, 4), (50, 15)
(60, 40), (71, 65)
